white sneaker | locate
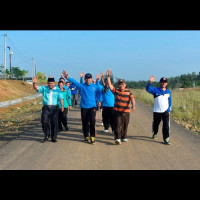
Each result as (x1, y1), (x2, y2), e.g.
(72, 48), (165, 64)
(101, 123), (104, 126)
(122, 138), (128, 142)
(115, 139), (121, 145)
(104, 130), (108, 133)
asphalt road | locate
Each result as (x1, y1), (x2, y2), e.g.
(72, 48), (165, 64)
(0, 101), (200, 170)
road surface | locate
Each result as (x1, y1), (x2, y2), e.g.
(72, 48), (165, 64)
(0, 101), (200, 170)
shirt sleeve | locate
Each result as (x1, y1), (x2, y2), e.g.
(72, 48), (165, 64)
(130, 91), (134, 99)
(59, 91), (64, 100)
(80, 77), (84, 84)
(167, 90), (172, 112)
(37, 86), (45, 93)
(96, 80), (104, 93)
(146, 83), (157, 95)
(69, 77), (83, 90)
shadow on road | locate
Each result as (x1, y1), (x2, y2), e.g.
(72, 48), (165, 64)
(128, 135), (164, 144)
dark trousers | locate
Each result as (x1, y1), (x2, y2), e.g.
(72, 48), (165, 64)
(152, 111), (170, 140)
(58, 108), (68, 130)
(114, 110), (130, 140)
(41, 105), (59, 140)
(81, 107), (96, 138)
(72, 94), (77, 107)
(102, 106), (114, 131)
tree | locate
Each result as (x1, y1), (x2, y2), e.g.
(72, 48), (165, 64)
(36, 72), (46, 82)
(10, 67), (24, 78)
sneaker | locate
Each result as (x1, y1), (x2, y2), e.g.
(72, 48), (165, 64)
(103, 130), (108, 133)
(84, 136), (89, 142)
(122, 138), (128, 142)
(101, 123), (104, 126)
(90, 137), (96, 145)
(164, 138), (170, 145)
(115, 139), (121, 145)
(152, 133), (157, 139)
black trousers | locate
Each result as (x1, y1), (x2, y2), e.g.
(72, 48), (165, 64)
(152, 111), (170, 140)
(102, 106), (114, 131)
(58, 108), (68, 130)
(72, 94), (77, 107)
(114, 110), (130, 140)
(81, 107), (96, 138)
(41, 105), (59, 140)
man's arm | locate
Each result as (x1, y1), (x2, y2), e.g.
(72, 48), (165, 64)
(80, 72), (84, 84)
(130, 97), (136, 111)
(167, 90), (172, 112)
(60, 98), (64, 112)
(146, 75), (157, 95)
(32, 77), (39, 91)
(100, 72), (105, 86)
(106, 69), (114, 91)
(63, 70), (82, 89)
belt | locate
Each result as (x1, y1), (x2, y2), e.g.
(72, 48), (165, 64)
(43, 105), (58, 108)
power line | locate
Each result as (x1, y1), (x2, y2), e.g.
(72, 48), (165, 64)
(7, 36), (31, 60)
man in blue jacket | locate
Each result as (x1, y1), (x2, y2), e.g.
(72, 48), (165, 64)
(62, 70), (102, 144)
(146, 75), (172, 145)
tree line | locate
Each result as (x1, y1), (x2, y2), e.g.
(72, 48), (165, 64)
(122, 72), (200, 89)
(0, 65), (46, 82)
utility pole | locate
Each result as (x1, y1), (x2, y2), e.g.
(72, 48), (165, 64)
(4, 34), (7, 73)
(32, 58), (35, 78)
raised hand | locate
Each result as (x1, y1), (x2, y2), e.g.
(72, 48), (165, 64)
(62, 70), (68, 79)
(100, 72), (104, 78)
(106, 69), (112, 77)
(96, 74), (100, 80)
(150, 75), (155, 83)
(80, 72), (84, 78)
(32, 76), (38, 83)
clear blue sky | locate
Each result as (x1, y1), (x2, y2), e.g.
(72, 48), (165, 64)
(0, 30), (200, 82)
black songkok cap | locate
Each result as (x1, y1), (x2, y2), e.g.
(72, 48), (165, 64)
(48, 77), (55, 82)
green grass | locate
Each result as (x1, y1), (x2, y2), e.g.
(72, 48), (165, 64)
(132, 88), (200, 133)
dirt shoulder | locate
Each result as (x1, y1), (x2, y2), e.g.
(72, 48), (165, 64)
(0, 80), (36, 102)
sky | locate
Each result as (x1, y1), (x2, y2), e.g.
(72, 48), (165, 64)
(0, 30), (200, 82)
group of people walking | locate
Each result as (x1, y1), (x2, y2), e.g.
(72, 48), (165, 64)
(32, 69), (172, 145)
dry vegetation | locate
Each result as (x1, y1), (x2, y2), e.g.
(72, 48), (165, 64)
(0, 80), (36, 102)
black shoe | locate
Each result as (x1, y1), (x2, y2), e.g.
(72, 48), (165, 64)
(43, 137), (48, 143)
(51, 139), (57, 143)
(65, 126), (69, 131)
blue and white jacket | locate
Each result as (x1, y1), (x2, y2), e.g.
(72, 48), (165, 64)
(146, 83), (172, 113)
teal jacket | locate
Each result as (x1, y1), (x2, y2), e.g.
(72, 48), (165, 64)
(58, 90), (72, 109)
